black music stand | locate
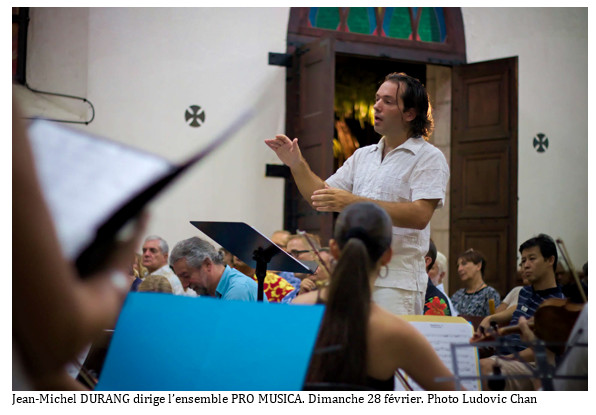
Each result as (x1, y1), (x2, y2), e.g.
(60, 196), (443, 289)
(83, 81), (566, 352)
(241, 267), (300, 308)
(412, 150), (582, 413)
(190, 221), (316, 301)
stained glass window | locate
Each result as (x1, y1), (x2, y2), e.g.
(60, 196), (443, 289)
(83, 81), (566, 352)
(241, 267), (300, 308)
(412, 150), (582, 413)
(383, 8), (412, 39)
(346, 7), (376, 35)
(307, 6), (446, 43)
(417, 7), (446, 42)
(309, 7), (340, 30)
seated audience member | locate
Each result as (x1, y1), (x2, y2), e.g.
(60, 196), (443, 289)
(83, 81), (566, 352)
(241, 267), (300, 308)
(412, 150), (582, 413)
(133, 253), (148, 279)
(476, 234), (566, 391)
(429, 251), (458, 316)
(270, 230), (302, 290)
(230, 255), (295, 302)
(451, 249), (501, 317)
(270, 229), (291, 251)
(170, 237), (263, 301)
(318, 247), (335, 273)
(423, 240), (452, 316)
(128, 253), (146, 291)
(137, 274), (173, 293)
(13, 98), (148, 390)
(294, 202), (461, 391)
(219, 247), (234, 268)
(142, 235), (197, 297)
(281, 233), (329, 303)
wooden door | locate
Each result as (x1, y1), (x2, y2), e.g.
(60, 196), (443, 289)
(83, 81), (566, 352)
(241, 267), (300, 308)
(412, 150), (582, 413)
(284, 37), (336, 243)
(450, 57), (518, 298)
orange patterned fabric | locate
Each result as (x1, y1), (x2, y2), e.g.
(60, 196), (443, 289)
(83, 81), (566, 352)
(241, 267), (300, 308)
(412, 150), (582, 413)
(251, 271), (295, 302)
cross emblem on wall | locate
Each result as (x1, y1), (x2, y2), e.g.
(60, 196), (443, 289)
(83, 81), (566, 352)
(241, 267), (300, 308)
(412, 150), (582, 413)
(185, 105), (206, 128)
(533, 133), (549, 153)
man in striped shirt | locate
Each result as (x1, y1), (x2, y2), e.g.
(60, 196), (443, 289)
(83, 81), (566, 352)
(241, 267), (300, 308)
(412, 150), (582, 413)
(478, 234), (564, 390)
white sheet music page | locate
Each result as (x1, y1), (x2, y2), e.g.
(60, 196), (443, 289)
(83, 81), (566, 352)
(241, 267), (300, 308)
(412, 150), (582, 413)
(395, 316), (481, 391)
(28, 120), (173, 260)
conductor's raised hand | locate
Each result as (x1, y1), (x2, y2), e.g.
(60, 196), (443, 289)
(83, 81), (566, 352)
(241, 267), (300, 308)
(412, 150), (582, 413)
(264, 134), (302, 169)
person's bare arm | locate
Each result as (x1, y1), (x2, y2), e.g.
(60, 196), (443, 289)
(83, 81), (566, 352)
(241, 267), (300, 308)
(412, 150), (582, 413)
(265, 134), (325, 205)
(266, 134), (439, 230)
(290, 290), (319, 305)
(311, 186), (439, 229)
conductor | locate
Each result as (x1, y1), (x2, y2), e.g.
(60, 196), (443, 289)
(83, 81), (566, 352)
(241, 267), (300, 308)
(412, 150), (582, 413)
(265, 72), (449, 315)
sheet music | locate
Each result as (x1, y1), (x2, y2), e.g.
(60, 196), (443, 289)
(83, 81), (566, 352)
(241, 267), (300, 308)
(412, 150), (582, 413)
(28, 120), (173, 260)
(395, 317), (481, 391)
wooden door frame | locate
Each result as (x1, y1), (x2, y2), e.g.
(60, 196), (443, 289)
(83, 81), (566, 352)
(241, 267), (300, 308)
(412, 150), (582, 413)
(450, 58), (519, 297)
(281, 9), (519, 297)
(282, 7), (468, 238)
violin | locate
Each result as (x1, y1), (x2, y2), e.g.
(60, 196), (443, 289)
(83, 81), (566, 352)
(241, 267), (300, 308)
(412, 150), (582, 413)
(472, 298), (584, 358)
(472, 237), (586, 356)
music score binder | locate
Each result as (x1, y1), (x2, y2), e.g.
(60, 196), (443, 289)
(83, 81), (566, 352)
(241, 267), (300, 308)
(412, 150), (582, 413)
(27, 109), (254, 276)
(95, 292), (325, 391)
(190, 221), (316, 301)
(395, 315), (482, 391)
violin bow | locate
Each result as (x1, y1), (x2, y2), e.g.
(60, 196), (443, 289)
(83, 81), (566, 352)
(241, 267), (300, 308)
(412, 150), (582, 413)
(394, 369), (414, 391)
(297, 230), (332, 279)
(71, 358), (98, 389)
(556, 238), (587, 303)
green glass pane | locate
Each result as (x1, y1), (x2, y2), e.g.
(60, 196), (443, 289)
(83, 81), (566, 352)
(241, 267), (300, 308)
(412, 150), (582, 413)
(418, 8), (440, 42)
(347, 7), (371, 34)
(386, 7), (411, 39)
(314, 7), (340, 30)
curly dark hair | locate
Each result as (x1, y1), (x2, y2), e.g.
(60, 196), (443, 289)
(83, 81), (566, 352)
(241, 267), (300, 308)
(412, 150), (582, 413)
(384, 72), (434, 139)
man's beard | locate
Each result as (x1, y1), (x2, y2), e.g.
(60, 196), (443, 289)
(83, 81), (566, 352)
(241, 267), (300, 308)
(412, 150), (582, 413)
(190, 283), (209, 296)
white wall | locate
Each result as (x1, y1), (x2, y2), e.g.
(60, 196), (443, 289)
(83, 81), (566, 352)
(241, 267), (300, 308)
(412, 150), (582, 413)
(18, 7), (291, 250)
(462, 7), (588, 268)
(16, 7), (588, 268)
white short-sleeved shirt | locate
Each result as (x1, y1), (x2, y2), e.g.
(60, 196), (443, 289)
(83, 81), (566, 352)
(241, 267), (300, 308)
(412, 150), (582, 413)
(502, 285), (524, 307)
(326, 136), (449, 292)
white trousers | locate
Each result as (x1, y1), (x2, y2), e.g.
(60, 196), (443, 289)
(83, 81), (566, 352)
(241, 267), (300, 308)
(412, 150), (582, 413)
(372, 286), (424, 315)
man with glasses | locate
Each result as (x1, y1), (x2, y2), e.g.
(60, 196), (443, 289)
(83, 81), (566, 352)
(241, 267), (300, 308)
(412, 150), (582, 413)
(281, 234), (329, 303)
(269, 230), (301, 291)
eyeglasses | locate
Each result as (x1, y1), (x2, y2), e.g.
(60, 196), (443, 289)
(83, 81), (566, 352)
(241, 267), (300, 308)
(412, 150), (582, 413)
(290, 249), (312, 258)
